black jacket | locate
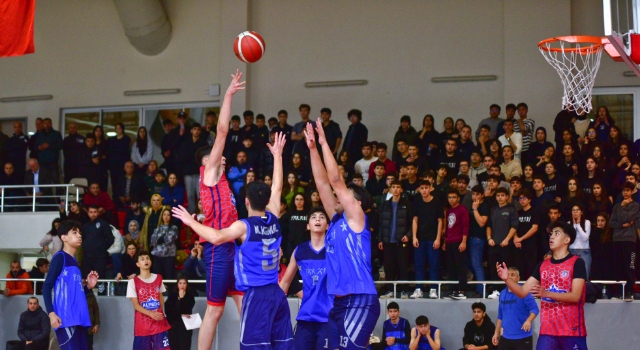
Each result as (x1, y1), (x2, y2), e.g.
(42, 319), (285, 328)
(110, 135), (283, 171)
(18, 306), (51, 342)
(29, 266), (45, 295)
(463, 315), (497, 349)
(378, 196), (412, 243)
(342, 122), (369, 161)
(114, 173), (147, 200)
(165, 290), (196, 325)
(81, 219), (115, 258)
(23, 166), (55, 196)
(176, 135), (208, 176)
(6, 132), (29, 172)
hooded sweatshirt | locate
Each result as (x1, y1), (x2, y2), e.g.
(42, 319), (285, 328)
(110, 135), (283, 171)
(463, 315), (497, 349)
(18, 306), (51, 341)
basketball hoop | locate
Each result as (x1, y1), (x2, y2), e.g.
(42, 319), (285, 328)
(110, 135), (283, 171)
(538, 36), (605, 113)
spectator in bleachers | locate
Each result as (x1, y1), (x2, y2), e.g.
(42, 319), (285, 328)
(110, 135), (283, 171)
(131, 126), (154, 175)
(115, 242), (140, 285)
(316, 107), (343, 157)
(160, 118), (176, 173)
(82, 205), (115, 295)
(401, 163), (420, 198)
(59, 200), (89, 224)
(609, 182), (639, 301)
(417, 114), (440, 160)
(521, 164), (534, 191)
(228, 151), (250, 196)
(92, 126), (108, 191)
(476, 104), (503, 140)
(76, 133), (100, 186)
(285, 193), (310, 258)
(455, 125), (474, 161)
(28, 258), (49, 295)
(580, 157), (601, 196)
(124, 200), (144, 247)
(439, 117), (455, 144)
(498, 119), (522, 161)
(241, 110), (258, 141)
(34, 118), (62, 184)
(438, 139), (461, 174)
(106, 122), (132, 192)
(258, 130), (277, 179)
(27, 118), (43, 160)
(534, 144), (555, 175)
(182, 241), (206, 286)
(488, 139), (504, 165)
(0, 125), (8, 166)
(114, 161), (146, 209)
(283, 171), (305, 207)
(287, 152), (311, 187)
(568, 204), (591, 279)
(291, 104), (311, 158)
(543, 162), (565, 201)
(254, 114), (270, 150)
(574, 109), (591, 144)
(552, 109), (578, 147)
(607, 125), (631, 159)
(591, 212), (614, 281)
(161, 173), (185, 209)
(499, 145), (522, 182)
(5, 297), (50, 350)
(513, 189), (538, 280)
(150, 208), (178, 280)
(462, 302), (497, 350)
(590, 144), (607, 171)
(495, 103), (516, 139)
(309, 189), (321, 208)
(580, 126), (601, 158)
(0, 162), (22, 210)
(560, 177), (585, 218)
(443, 189), (469, 300)
(24, 158), (56, 210)
(608, 143), (634, 197)
(392, 115), (417, 162)
(368, 143), (396, 179)
(342, 109), (368, 161)
(235, 170), (256, 219)
(393, 139), (409, 165)
(239, 135), (259, 169)
(40, 218), (62, 258)
(337, 150), (354, 180)
(62, 122), (85, 184)
(556, 144), (580, 180)
(270, 110), (293, 164)
(3, 260), (34, 296)
(166, 276), (196, 350)
(139, 194), (170, 251)
(149, 171), (167, 196)
(477, 124), (492, 157)
(591, 106), (614, 142)
(557, 128), (580, 158)
(6, 121), (29, 183)
(202, 111), (217, 145)
(224, 115), (243, 161)
(143, 160), (159, 192)
(107, 224), (125, 280)
(486, 187), (518, 299)
(404, 143), (427, 175)
(515, 103), (535, 157)
(527, 127), (553, 165)
(83, 183), (116, 224)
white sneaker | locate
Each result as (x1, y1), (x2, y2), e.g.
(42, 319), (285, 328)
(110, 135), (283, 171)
(380, 291), (394, 299)
(409, 288), (423, 299)
(429, 289), (438, 299)
(401, 291), (409, 299)
(487, 290), (500, 299)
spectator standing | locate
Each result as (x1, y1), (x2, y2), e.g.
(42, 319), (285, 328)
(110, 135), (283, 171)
(253, 114), (270, 150)
(463, 302), (497, 350)
(85, 288), (100, 350)
(176, 122), (208, 211)
(165, 276), (196, 350)
(316, 108), (342, 157)
(223, 115), (243, 161)
(0, 125), (7, 166)
(3, 260), (33, 296)
(290, 104), (312, 159)
(28, 258), (49, 295)
(515, 103), (535, 158)
(35, 118), (62, 184)
(59, 201), (89, 224)
(160, 173), (185, 209)
(609, 182), (639, 301)
(378, 181), (412, 299)
(139, 194), (170, 251)
(131, 126), (154, 175)
(568, 204), (592, 279)
(443, 189), (469, 300)
(527, 127), (554, 165)
(368, 143), (396, 179)
(282, 172), (305, 208)
(106, 122), (132, 192)
(286, 152), (311, 187)
(76, 134), (100, 186)
(469, 185), (490, 297)
(6, 121), (30, 183)
(83, 183), (116, 224)
(417, 114), (441, 164)
(342, 109), (369, 161)
(240, 110), (258, 141)
(477, 125), (493, 157)
(114, 161), (146, 209)
(590, 212), (614, 281)
(27, 118), (43, 160)
(239, 136), (259, 169)
(258, 130), (277, 179)
(5, 297), (50, 350)
(227, 151), (250, 196)
(202, 111), (217, 146)
(82, 206), (115, 295)
(498, 120), (523, 160)
(365, 161), (388, 199)
(115, 242), (140, 295)
(39, 218), (63, 258)
(285, 193), (310, 257)
(24, 158), (55, 209)
(476, 104), (503, 140)
(270, 110), (293, 164)
(499, 146), (522, 181)
(107, 224), (125, 280)
(92, 126), (108, 191)
(182, 241), (206, 287)
(160, 119), (176, 173)
(513, 189), (539, 280)
(438, 139), (461, 174)
(392, 115), (418, 161)
(495, 103), (517, 139)
(149, 208), (178, 280)
(486, 188), (518, 299)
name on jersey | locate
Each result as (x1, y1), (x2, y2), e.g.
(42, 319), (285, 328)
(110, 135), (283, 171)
(519, 216), (531, 223)
(141, 297), (160, 311)
(290, 215), (308, 221)
(254, 223), (279, 236)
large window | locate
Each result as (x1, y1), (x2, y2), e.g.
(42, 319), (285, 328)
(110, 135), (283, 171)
(589, 87), (640, 141)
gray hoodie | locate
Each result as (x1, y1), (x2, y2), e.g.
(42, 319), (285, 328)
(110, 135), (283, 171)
(609, 201), (639, 243)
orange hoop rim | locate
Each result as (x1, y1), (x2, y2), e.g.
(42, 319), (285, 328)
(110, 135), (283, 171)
(538, 35), (605, 54)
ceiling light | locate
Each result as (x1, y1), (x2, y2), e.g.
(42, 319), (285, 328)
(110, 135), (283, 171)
(123, 89), (181, 96)
(431, 75), (498, 83)
(0, 95), (53, 103)
(304, 80), (368, 88)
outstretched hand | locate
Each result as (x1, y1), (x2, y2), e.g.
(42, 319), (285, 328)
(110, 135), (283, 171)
(303, 122), (316, 150)
(314, 118), (327, 146)
(496, 262), (509, 281)
(172, 205), (197, 228)
(225, 69), (246, 96)
(267, 132), (287, 157)
(87, 271), (99, 290)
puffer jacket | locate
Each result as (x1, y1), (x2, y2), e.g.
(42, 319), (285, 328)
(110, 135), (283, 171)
(378, 196), (412, 243)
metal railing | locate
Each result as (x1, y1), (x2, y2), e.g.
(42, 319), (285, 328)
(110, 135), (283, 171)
(0, 184), (81, 212)
(1, 278), (637, 299)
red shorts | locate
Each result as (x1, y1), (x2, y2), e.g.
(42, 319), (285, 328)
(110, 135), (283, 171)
(203, 241), (243, 305)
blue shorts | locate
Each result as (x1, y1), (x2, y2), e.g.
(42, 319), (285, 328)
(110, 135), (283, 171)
(133, 331), (170, 350)
(240, 284), (293, 350)
(55, 326), (87, 350)
(328, 294), (380, 349)
(294, 320), (329, 350)
(536, 335), (588, 350)
(203, 242), (242, 305)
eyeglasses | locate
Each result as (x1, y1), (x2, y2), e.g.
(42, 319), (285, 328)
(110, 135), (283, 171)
(588, 131), (595, 134)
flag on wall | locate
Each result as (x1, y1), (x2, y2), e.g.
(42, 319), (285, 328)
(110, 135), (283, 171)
(0, 0), (36, 57)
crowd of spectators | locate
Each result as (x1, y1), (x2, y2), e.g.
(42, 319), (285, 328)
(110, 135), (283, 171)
(2, 102), (640, 301)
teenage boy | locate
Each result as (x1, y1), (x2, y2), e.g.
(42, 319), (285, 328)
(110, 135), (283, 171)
(438, 138), (461, 174)
(469, 185), (490, 297)
(378, 181), (412, 299)
(223, 115), (243, 161)
(513, 189), (539, 279)
(497, 221), (588, 350)
(492, 267), (538, 350)
(555, 144), (580, 180)
(254, 114), (270, 150)
(411, 180), (444, 299)
(409, 315), (442, 350)
(462, 302), (497, 350)
(368, 143), (396, 179)
(469, 150), (487, 181)
(499, 146), (522, 182)
(43, 221), (99, 350)
(402, 163), (420, 198)
(498, 119), (522, 160)
(355, 142), (378, 184)
(280, 207), (332, 350)
(486, 187), (518, 299)
(366, 161), (388, 198)
(443, 189), (469, 300)
(609, 181), (640, 301)
(405, 143), (427, 174)
(381, 302), (411, 349)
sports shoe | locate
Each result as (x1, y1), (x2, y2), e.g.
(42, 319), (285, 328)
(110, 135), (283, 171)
(409, 288), (423, 299)
(380, 291), (394, 299)
(429, 289), (438, 299)
(442, 292), (455, 299)
(624, 293), (634, 302)
(401, 291), (409, 299)
(451, 292), (467, 300)
(487, 290), (500, 299)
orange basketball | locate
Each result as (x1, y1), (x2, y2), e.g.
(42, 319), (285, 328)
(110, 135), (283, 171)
(233, 31), (265, 63)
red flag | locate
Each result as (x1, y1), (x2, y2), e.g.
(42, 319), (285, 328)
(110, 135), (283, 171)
(0, 0), (35, 57)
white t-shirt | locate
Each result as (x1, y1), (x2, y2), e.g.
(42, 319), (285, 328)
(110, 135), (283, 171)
(126, 273), (166, 298)
(355, 157), (378, 184)
(573, 119), (590, 138)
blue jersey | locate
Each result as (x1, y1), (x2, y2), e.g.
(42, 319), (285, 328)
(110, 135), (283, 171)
(325, 212), (377, 295)
(234, 212), (281, 291)
(52, 251), (91, 329)
(418, 326), (442, 350)
(294, 241), (333, 323)
(383, 317), (409, 350)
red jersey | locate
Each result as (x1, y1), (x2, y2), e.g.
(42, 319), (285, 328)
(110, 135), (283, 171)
(199, 166), (238, 242)
(133, 275), (170, 336)
(539, 255), (587, 337)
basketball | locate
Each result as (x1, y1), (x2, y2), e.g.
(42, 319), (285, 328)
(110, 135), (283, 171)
(233, 31), (265, 63)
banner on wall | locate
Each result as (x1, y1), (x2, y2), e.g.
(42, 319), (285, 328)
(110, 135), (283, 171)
(0, 0), (36, 58)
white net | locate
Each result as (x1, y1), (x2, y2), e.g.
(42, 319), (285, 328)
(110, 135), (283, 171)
(539, 40), (604, 113)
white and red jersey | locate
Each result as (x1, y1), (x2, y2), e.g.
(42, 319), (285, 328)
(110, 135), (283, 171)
(133, 274), (170, 337)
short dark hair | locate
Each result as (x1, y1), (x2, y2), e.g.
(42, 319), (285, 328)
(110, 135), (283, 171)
(231, 115), (241, 122)
(374, 161), (386, 169)
(549, 220), (577, 245)
(548, 203), (561, 212)
(506, 103), (517, 110)
(517, 102), (528, 110)
(495, 187), (509, 196)
(480, 124), (491, 132)
(320, 107), (332, 115)
(490, 104), (501, 112)
(420, 180), (432, 187)
(387, 301), (399, 310)
(191, 122), (201, 129)
(447, 189), (460, 197)
(487, 174), (501, 183)
(471, 185), (484, 194)
(206, 111), (217, 117)
(163, 118), (173, 126)
(268, 117), (277, 125)
(471, 150), (483, 157)
(353, 173), (363, 180)
(308, 207), (328, 222)
(361, 141), (372, 149)
(377, 143), (388, 151)
(623, 181), (636, 191)
(400, 115), (411, 123)
(510, 176), (521, 184)
(256, 114), (265, 121)
(532, 174), (546, 184)
(415, 315), (429, 326)
(196, 146), (212, 165)
(243, 110), (254, 118)
(245, 182), (272, 211)
(85, 133), (95, 140)
(58, 220), (82, 236)
(456, 174), (470, 184)
(87, 204), (99, 211)
(299, 104), (310, 111)
(348, 109), (362, 121)
(519, 188), (533, 199)
(503, 119), (514, 125)
(137, 250), (151, 261)
(347, 183), (373, 211)
(277, 109), (288, 116)
(472, 302), (486, 312)
(36, 258), (50, 268)
(390, 180), (402, 188)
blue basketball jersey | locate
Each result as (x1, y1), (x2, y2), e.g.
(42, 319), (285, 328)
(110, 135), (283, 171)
(52, 251), (91, 329)
(234, 212), (281, 291)
(294, 241), (333, 323)
(383, 317), (409, 350)
(418, 326), (442, 350)
(325, 212), (377, 296)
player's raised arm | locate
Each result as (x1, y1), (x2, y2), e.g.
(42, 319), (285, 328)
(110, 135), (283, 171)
(315, 118), (365, 231)
(266, 132), (286, 217)
(304, 122), (338, 218)
(172, 205), (246, 244)
(204, 70), (246, 184)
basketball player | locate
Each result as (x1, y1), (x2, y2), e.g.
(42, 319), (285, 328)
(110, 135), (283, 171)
(280, 207), (332, 350)
(195, 69), (246, 350)
(173, 132), (292, 350)
(304, 119), (380, 349)
(496, 220), (587, 350)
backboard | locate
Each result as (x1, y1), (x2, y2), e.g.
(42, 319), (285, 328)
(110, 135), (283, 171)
(603, 0), (640, 77)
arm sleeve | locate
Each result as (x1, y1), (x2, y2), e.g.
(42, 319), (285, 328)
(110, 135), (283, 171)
(17, 314), (27, 341)
(609, 205), (622, 228)
(513, 133), (523, 155)
(104, 225), (115, 248)
(130, 145), (140, 163)
(524, 294), (540, 315)
(140, 139), (154, 164)
(573, 257), (587, 280)
(42, 254), (64, 313)
(531, 261), (543, 282)
(396, 319), (412, 344)
(510, 208), (519, 229)
(39, 233), (52, 248)
(183, 292), (196, 314)
(197, 258), (206, 275)
(462, 323), (473, 345)
(461, 208), (470, 237)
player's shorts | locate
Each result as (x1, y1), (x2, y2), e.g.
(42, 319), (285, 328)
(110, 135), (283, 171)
(536, 335), (587, 350)
(328, 294), (380, 350)
(203, 241), (243, 305)
(55, 326), (88, 350)
(499, 335), (533, 350)
(294, 320), (329, 350)
(133, 331), (170, 350)
(240, 284), (293, 350)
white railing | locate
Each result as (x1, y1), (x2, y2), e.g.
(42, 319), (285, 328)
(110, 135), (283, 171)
(0, 184), (81, 212)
